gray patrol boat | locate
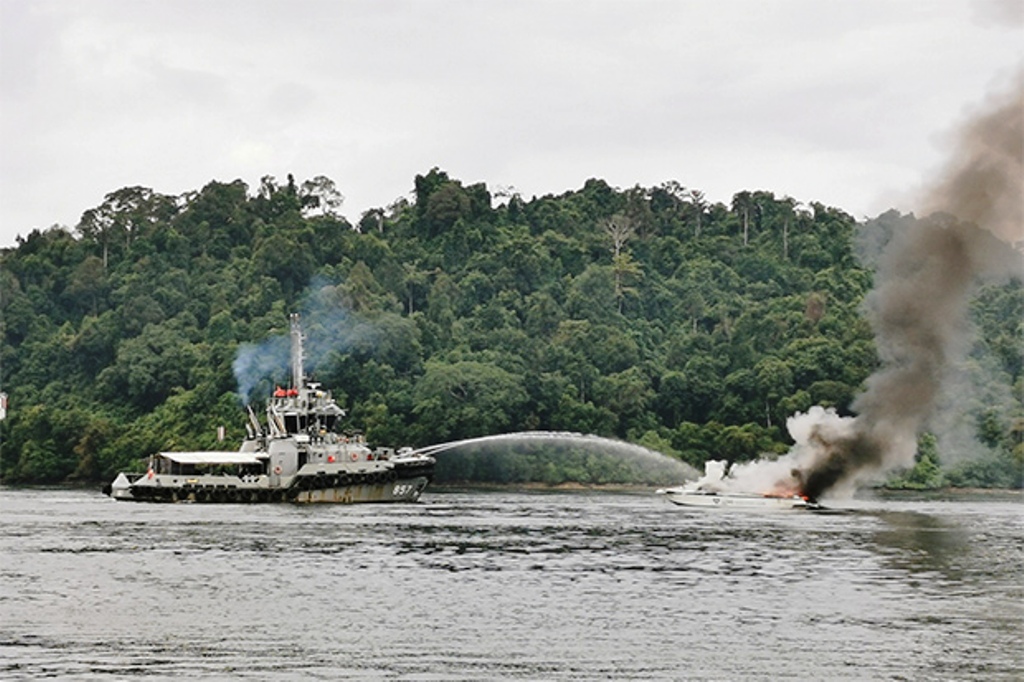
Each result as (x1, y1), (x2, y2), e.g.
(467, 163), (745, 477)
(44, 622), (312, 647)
(104, 314), (434, 503)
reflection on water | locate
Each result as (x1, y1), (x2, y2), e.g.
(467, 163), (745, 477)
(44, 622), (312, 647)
(871, 510), (971, 580)
(0, 487), (1021, 680)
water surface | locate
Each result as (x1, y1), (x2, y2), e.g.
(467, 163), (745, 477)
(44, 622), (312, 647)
(1, 487), (1020, 680)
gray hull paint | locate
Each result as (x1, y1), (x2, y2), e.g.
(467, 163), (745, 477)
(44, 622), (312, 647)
(294, 477), (429, 503)
(113, 476), (430, 504)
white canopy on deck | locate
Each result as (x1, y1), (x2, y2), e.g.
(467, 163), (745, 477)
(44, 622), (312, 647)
(157, 451), (266, 465)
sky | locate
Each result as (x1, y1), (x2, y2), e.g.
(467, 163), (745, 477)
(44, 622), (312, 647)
(1, 0), (1021, 247)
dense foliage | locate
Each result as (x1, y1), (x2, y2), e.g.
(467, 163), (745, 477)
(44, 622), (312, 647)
(1, 171), (1021, 487)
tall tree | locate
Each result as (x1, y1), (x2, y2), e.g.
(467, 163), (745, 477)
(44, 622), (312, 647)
(299, 175), (344, 218)
(731, 190), (754, 246)
(686, 188), (708, 237)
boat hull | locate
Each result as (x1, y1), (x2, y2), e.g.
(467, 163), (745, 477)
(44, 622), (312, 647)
(660, 488), (812, 510)
(109, 466), (432, 504)
(293, 476), (429, 504)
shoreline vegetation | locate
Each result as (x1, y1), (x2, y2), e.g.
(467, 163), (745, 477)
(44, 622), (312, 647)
(1, 171), (1020, 488)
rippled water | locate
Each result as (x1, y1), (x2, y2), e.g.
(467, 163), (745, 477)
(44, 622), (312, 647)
(1, 486), (1020, 680)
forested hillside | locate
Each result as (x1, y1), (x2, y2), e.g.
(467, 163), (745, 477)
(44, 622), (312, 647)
(1, 170), (1020, 486)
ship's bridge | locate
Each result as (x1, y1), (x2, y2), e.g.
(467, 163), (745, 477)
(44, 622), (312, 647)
(269, 383), (346, 435)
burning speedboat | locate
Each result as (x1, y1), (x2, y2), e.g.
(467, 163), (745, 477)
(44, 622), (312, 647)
(657, 460), (818, 510)
(104, 314), (434, 504)
(657, 487), (815, 509)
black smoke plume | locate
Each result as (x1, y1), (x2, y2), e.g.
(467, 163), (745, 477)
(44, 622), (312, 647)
(798, 75), (1023, 499)
(697, 75), (1022, 500)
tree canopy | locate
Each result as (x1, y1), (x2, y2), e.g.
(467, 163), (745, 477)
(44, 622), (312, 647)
(1, 174), (1020, 487)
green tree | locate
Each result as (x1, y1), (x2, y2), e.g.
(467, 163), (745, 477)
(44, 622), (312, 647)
(3, 171), (1020, 488)
(412, 361), (529, 442)
(731, 191), (755, 246)
(886, 434), (945, 489)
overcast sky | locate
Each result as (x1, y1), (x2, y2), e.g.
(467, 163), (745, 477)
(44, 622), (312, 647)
(1, 0), (1020, 247)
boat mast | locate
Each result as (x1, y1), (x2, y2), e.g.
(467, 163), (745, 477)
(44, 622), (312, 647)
(289, 313), (304, 390)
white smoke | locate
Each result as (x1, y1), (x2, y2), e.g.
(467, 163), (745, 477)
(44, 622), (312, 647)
(233, 334), (291, 405)
(690, 407), (870, 498)
(233, 279), (381, 404)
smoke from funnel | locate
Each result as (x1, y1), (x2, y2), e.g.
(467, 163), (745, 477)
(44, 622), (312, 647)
(233, 280), (380, 404)
(233, 334), (291, 405)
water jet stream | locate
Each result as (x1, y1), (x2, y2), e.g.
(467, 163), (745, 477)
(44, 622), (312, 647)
(406, 431), (697, 485)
